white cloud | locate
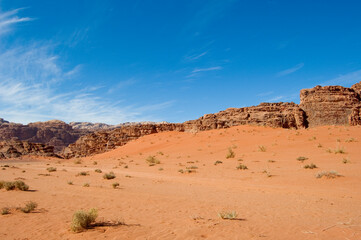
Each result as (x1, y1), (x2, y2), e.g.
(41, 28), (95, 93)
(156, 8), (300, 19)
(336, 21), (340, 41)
(321, 69), (361, 86)
(0, 8), (172, 124)
(276, 63), (304, 77)
(192, 66), (223, 73)
(0, 8), (33, 35)
(185, 51), (208, 61)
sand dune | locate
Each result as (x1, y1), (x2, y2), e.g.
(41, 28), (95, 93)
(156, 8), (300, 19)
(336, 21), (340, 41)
(1, 125), (361, 239)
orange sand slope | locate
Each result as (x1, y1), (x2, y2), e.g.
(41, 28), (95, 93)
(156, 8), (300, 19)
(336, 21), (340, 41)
(1, 125), (361, 240)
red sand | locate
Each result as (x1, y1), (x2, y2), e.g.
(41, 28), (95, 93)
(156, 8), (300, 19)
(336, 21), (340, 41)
(1, 125), (361, 239)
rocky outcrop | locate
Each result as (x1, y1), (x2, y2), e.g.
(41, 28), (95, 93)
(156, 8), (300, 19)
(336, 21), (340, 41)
(0, 140), (58, 159)
(0, 120), (90, 153)
(184, 102), (307, 131)
(63, 123), (184, 158)
(300, 85), (361, 127)
(63, 103), (307, 158)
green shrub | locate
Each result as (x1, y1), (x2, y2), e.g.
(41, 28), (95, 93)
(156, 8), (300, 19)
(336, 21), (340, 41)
(14, 180), (29, 191)
(21, 201), (38, 213)
(70, 208), (98, 232)
(103, 172), (116, 180)
(77, 171), (88, 176)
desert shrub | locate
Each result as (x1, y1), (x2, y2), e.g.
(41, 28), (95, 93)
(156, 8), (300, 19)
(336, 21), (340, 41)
(345, 138), (357, 143)
(68, 181), (73, 185)
(74, 160), (82, 164)
(178, 169), (184, 174)
(304, 163), (317, 169)
(186, 166), (198, 169)
(93, 161), (97, 165)
(14, 180), (29, 191)
(21, 201), (38, 213)
(94, 169), (102, 173)
(334, 146), (346, 154)
(214, 160), (223, 165)
(47, 167), (57, 172)
(316, 171), (341, 179)
(83, 183), (90, 187)
(70, 208), (98, 232)
(1, 207), (10, 215)
(258, 145), (267, 152)
(236, 164), (248, 170)
(112, 182), (119, 189)
(146, 156), (160, 166)
(0, 181), (5, 189)
(218, 211), (238, 220)
(226, 148), (235, 159)
(77, 171), (88, 176)
(342, 158), (350, 164)
(103, 172), (116, 180)
(296, 156), (308, 162)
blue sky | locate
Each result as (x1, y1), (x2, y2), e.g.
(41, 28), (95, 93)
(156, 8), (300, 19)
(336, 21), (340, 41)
(0, 0), (361, 124)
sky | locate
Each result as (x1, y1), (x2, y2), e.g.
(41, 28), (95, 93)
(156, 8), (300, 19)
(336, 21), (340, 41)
(0, 0), (361, 124)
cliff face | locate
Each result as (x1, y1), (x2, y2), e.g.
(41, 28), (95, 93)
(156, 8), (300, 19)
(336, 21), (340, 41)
(0, 120), (89, 153)
(299, 85), (361, 127)
(0, 140), (58, 159)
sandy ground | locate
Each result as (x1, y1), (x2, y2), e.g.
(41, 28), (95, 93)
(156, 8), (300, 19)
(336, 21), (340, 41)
(1, 125), (361, 240)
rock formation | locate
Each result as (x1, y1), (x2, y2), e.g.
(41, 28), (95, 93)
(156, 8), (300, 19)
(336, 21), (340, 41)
(0, 120), (89, 153)
(0, 140), (58, 159)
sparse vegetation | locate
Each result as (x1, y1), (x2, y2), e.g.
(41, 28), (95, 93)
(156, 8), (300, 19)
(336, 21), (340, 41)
(146, 156), (160, 166)
(67, 181), (73, 185)
(94, 169), (102, 173)
(296, 156), (308, 162)
(342, 158), (350, 164)
(226, 148), (235, 159)
(334, 146), (346, 154)
(74, 160), (82, 164)
(77, 171), (89, 176)
(258, 145), (267, 152)
(218, 211), (238, 220)
(0, 180), (29, 191)
(317, 143), (323, 148)
(83, 183), (90, 187)
(178, 169), (184, 174)
(158, 167), (163, 171)
(345, 138), (357, 143)
(236, 164), (248, 170)
(70, 208), (98, 232)
(93, 161), (97, 165)
(1, 207), (10, 215)
(186, 166), (198, 169)
(214, 160), (223, 165)
(103, 172), (116, 180)
(304, 163), (317, 169)
(316, 171), (341, 179)
(112, 182), (119, 189)
(47, 167), (57, 172)
(20, 201), (38, 213)
(268, 160), (276, 163)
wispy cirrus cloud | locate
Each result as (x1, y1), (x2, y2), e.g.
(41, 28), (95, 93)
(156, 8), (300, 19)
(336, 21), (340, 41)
(185, 51), (208, 61)
(276, 63), (304, 77)
(0, 8), (172, 124)
(0, 8), (33, 35)
(192, 66), (223, 73)
(321, 69), (361, 86)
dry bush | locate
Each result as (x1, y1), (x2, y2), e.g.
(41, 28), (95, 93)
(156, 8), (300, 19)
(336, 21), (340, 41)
(70, 208), (98, 232)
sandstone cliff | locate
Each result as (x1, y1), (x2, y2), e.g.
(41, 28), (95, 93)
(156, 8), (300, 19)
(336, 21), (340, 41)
(0, 140), (58, 159)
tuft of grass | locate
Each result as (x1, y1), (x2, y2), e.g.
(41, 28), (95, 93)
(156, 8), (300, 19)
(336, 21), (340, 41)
(304, 163), (317, 169)
(296, 156), (308, 162)
(94, 169), (102, 173)
(74, 160), (82, 164)
(103, 172), (116, 180)
(268, 160), (276, 163)
(83, 183), (90, 187)
(77, 171), (89, 176)
(218, 211), (238, 220)
(334, 146), (346, 154)
(316, 171), (341, 179)
(1, 180), (29, 191)
(112, 182), (119, 189)
(345, 138), (357, 143)
(236, 164), (248, 170)
(67, 181), (73, 185)
(317, 143), (323, 148)
(20, 201), (38, 213)
(47, 167), (57, 172)
(178, 169), (184, 174)
(226, 148), (235, 159)
(70, 208), (98, 232)
(93, 161), (97, 165)
(186, 166), (198, 169)
(146, 156), (160, 166)
(1, 207), (10, 215)
(214, 160), (223, 165)
(258, 145), (267, 152)
(342, 158), (350, 164)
